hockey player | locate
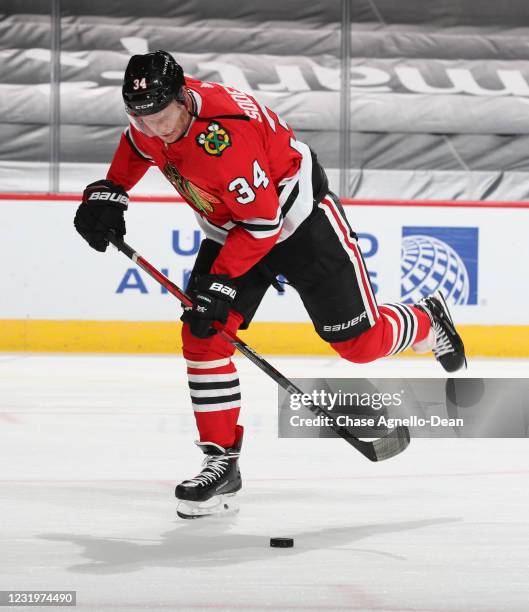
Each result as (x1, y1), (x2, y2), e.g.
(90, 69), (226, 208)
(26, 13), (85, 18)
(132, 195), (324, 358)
(74, 51), (466, 518)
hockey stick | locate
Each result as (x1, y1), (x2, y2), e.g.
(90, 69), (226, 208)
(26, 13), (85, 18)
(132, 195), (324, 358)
(108, 233), (410, 462)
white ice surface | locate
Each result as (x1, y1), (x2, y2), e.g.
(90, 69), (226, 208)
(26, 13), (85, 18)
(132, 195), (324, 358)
(1, 354), (529, 611)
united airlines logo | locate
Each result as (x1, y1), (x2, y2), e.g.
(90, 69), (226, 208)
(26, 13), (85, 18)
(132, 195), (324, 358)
(401, 227), (478, 305)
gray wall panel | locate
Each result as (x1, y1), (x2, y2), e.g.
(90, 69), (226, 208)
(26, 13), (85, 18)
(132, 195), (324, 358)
(59, 0), (341, 22)
(3, 0), (529, 199)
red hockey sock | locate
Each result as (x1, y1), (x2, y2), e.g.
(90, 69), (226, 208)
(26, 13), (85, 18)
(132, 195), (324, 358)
(182, 311), (244, 448)
(331, 303), (431, 363)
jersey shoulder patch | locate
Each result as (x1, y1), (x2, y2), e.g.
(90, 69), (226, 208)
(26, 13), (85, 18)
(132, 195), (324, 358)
(196, 121), (232, 157)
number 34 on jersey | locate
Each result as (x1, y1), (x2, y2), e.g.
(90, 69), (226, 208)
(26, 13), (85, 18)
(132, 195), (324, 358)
(228, 160), (270, 205)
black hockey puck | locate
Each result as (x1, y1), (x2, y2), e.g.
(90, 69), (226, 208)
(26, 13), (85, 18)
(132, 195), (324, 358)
(270, 537), (294, 548)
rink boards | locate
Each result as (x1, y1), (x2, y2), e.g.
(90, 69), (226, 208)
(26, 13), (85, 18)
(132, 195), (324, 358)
(2, 195), (529, 355)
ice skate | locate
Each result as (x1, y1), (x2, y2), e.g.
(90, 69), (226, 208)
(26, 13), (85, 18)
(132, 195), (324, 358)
(414, 290), (467, 372)
(175, 428), (243, 519)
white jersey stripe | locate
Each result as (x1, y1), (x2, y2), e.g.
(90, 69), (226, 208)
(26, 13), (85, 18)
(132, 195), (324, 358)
(274, 138), (315, 242)
(194, 213), (228, 245)
(240, 207), (282, 227)
(237, 207), (284, 239)
(241, 223), (284, 240)
(191, 138), (315, 246)
(278, 171), (299, 206)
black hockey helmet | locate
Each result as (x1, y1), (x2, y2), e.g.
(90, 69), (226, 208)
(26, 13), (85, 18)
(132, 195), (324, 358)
(122, 50), (185, 117)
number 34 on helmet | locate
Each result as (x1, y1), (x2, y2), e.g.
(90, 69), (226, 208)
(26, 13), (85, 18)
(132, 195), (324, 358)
(122, 50), (186, 134)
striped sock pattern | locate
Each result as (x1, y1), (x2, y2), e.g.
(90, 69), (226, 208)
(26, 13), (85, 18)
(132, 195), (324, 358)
(380, 303), (421, 356)
(186, 358), (241, 413)
(186, 358), (241, 447)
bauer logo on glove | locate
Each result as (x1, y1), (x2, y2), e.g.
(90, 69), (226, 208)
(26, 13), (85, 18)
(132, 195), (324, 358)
(87, 191), (129, 206)
(186, 274), (238, 339)
(209, 282), (237, 300)
(73, 179), (129, 252)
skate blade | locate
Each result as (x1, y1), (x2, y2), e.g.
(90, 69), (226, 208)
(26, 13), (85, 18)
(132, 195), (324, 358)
(177, 493), (239, 520)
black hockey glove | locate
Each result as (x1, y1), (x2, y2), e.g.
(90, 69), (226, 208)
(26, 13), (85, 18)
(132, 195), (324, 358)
(186, 274), (237, 339)
(74, 179), (129, 252)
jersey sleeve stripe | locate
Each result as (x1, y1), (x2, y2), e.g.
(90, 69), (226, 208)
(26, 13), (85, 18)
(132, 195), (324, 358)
(237, 208), (283, 238)
(205, 217), (236, 231)
(273, 139), (316, 242)
(278, 181), (300, 217)
(237, 223), (284, 239)
(238, 220), (283, 231)
(236, 208), (284, 237)
(194, 213), (234, 244)
(237, 207), (282, 228)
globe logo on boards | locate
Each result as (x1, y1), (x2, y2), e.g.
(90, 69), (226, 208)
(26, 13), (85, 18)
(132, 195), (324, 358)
(401, 235), (469, 304)
(401, 227), (478, 305)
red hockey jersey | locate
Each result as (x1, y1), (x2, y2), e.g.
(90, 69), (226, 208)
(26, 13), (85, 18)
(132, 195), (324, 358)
(107, 77), (316, 278)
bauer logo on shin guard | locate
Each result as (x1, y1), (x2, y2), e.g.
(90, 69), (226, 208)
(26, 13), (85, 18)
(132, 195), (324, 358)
(88, 192), (129, 206)
(323, 311), (367, 332)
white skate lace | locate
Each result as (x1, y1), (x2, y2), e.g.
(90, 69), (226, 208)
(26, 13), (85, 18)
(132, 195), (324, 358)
(432, 321), (454, 358)
(185, 455), (230, 487)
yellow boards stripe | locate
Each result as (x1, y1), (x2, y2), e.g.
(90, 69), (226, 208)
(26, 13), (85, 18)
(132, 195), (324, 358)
(0, 320), (528, 357)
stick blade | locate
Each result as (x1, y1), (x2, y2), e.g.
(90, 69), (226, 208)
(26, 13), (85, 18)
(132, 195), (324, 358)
(348, 426), (411, 462)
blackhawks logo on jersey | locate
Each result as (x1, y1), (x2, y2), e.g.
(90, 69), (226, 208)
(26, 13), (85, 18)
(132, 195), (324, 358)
(196, 122), (231, 156)
(162, 163), (220, 215)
